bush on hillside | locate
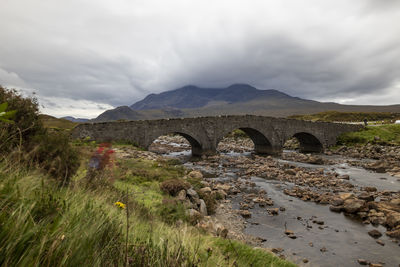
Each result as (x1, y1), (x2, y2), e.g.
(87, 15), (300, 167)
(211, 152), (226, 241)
(28, 132), (80, 185)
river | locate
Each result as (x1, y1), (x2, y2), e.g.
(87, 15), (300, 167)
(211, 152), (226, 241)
(152, 137), (400, 266)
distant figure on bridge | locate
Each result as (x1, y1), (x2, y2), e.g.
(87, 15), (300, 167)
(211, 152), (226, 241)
(363, 118), (368, 126)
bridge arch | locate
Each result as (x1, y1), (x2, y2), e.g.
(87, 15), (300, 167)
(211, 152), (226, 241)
(290, 132), (324, 153)
(146, 131), (203, 156)
(217, 127), (275, 154)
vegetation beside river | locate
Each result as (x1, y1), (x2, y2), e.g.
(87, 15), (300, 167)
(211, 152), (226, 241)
(337, 124), (400, 146)
(0, 86), (295, 266)
(289, 111), (400, 123)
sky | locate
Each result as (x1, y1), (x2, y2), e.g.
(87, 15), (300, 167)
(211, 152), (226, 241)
(1, 0), (400, 118)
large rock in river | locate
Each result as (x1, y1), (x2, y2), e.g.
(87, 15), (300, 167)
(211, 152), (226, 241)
(343, 198), (366, 213)
(386, 212), (400, 228)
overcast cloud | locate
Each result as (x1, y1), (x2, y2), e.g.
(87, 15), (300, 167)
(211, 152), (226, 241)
(1, 0), (400, 118)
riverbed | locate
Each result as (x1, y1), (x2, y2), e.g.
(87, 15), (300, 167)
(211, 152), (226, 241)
(150, 136), (400, 266)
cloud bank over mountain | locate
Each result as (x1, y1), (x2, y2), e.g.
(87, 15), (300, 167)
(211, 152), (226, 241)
(0, 0), (399, 117)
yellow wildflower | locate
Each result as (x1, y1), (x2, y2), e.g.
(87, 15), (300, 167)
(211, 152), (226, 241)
(114, 201), (126, 209)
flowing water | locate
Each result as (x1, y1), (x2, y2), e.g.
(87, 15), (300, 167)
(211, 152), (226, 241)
(158, 140), (400, 266)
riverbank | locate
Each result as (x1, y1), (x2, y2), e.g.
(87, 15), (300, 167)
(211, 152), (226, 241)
(0, 143), (294, 267)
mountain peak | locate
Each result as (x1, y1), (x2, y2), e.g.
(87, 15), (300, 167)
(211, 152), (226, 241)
(227, 83), (256, 89)
(130, 84), (292, 110)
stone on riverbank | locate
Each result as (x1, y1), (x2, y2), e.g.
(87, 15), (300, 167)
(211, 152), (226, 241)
(343, 198), (366, 213)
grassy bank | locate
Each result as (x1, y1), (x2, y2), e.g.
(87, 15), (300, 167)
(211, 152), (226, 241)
(337, 124), (400, 146)
(0, 145), (295, 267)
(39, 114), (78, 130)
(289, 111), (400, 123)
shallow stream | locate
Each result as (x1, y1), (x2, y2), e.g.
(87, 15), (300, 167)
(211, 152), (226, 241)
(160, 143), (400, 266)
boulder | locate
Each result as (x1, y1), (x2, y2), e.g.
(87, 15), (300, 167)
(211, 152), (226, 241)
(390, 198), (400, 206)
(368, 229), (382, 238)
(385, 229), (400, 238)
(239, 210), (251, 218)
(343, 198), (366, 213)
(177, 189), (187, 201)
(364, 186), (377, 192)
(339, 193), (355, 201)
(215, 183), (231, 193)
(216, 189), (227, 199)
(358, 192), (375, 202)
(284, 169), (296, 176)
(199, 199), (208, 216)
(186, 188), (199, 199)
(199, 187), (212, 195)
(306, 156), (324, 165)
(357, 259), (369, 265)
(267, 208), (279, 215)
(329, 205), (343, 212)
(366, 161), (387, 173)
(188, 170), (203, 179)
(187, 209), (202, 221)
(330, 198), (344, 206)
(386, 212), (400, 228)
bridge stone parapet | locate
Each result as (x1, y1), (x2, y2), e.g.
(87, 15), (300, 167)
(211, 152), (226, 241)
(72, 115), (363, 156)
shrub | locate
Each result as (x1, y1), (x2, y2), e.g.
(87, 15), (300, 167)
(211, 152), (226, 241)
(0, 86), (43, 151)
(160, 179), (190, 196)
(29, 131), (80, 185)
(0, 86), (80, 184)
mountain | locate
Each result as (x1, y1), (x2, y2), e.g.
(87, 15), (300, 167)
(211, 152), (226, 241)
(61, 116), (90, 123)
(94, 84), (400, 121)
(130, 84), (294, 110)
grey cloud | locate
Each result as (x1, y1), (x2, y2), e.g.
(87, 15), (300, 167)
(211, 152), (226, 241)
(0, 0), (400, 118)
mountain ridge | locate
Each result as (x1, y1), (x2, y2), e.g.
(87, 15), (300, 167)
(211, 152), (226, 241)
(93, 84), (400, 122)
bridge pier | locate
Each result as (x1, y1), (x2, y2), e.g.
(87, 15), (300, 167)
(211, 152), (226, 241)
(298, 143), (324, 153)
(192, 146), (206, 157)
(254, 145), (282, 155)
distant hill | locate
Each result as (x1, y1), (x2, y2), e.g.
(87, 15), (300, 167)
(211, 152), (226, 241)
(62, 116), (90, 123)
(94, 84), (400, 121)
(39, 114), (77, 130)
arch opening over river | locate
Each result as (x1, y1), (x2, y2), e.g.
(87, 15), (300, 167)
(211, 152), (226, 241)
(292, 132), (324, 153)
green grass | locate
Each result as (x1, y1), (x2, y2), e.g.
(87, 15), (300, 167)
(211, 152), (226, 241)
(289, 111), (400, 123)
(337, 124), (400, 146)
(0, 148), (295, 266)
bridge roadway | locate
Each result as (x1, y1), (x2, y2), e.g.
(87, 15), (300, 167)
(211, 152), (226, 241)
(72, 115), (363, 156)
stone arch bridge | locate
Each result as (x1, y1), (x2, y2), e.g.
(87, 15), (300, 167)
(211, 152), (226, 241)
(72, 115), (363, 156)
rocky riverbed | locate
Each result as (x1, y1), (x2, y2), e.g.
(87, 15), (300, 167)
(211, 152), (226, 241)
(138, 136), (400, 266)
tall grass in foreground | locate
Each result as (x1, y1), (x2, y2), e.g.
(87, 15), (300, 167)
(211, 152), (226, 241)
(0, 158), (295, 267)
